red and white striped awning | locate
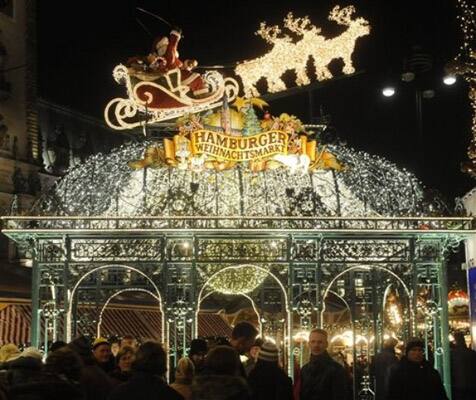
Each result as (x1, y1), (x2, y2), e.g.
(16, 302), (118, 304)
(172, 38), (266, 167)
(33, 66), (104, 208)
(0, 303), (31, 346)
(0, 303), (231, 346)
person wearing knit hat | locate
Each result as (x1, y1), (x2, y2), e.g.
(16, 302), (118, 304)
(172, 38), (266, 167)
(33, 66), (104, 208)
(386, 337), (448, 400)
(92, 337), (113, 374)
(405, 338), (425, 357)
(248, 341), (293, 400)
(257, 341), (278, 363)
(93, 337), (110, 350)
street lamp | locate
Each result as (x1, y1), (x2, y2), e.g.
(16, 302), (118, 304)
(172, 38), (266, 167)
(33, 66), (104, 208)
(443, 74), (457, 86)
(380, 46), (437, 143)
(382, 86), (396, 97)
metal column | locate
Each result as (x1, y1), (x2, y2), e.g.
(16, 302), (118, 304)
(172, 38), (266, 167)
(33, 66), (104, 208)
(437, 254), (452, 399)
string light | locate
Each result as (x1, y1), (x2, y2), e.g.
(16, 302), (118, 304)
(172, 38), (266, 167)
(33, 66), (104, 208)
(386, 303), (403, 327)
(235, 6), (370, 97)
(206, 265), (269, 295)
(34, 140), (440, 221)
(446, 0), (476, 176)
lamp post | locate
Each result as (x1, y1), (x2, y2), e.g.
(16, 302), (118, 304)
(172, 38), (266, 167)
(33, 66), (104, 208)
(381, 46), (445, 161)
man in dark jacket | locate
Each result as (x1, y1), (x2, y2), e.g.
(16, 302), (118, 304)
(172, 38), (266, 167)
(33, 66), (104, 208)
(108, 341), (183, 400)
(386, 338), (448, 400)
(300, 328), (349, 400)
(229, 322), (258, 379)
(68, 336), (113, 400)
(451, 331), (476, 400)
(369, 337), (398, 400)
(8, 347), (84, 400)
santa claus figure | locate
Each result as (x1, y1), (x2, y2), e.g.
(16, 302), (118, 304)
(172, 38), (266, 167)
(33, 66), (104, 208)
(148, 29), (209, 97)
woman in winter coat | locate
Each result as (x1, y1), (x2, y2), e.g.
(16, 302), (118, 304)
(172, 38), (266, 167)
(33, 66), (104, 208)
(192, 345), (251, 400)
(108, 341), (183, 400)
(247, 342), (293, 400)
(170, 357), (194, 400)
(386, 338), (448, 400)
(109, 346), (135, 385)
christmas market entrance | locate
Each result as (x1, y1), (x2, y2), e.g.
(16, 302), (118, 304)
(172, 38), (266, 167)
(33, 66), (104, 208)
(2, 214), (474, 396)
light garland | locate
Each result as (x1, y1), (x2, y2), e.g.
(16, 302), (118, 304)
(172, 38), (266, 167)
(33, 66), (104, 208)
(206, 265), (269, 295)
(386, 303), (403, 327)
(447, 0), (476, 176)
(32, 137), (444, 224)
(234, 6), (370, 97)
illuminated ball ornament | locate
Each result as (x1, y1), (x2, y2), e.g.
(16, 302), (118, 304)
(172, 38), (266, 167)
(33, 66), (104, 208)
(207, 265), (269, 295)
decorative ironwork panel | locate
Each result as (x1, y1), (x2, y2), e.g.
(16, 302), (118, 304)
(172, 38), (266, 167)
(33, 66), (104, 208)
(321, 239), (410, 262)
(260, 287), (285, 313)
(38, 240), (65, 263)
(415, 240), (442, 262)
(292, 239), (319, 261)
(166, 264), (194, 303)
(291, 265), (318, 298)
(71, 238), (164, 262)
(69, 265), (161, 289)
(197, 239), (287, 262)
(39, 264), (64, 286)
(166, 239), (193, 261)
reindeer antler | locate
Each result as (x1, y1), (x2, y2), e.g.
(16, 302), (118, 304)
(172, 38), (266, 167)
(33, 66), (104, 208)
(284, 12), (318, 35)
(256, 22), (284, 44)
(328, 5), (356, 25)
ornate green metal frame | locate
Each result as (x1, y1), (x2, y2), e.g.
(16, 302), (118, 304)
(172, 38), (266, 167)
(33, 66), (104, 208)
(2, 215), (474, 399)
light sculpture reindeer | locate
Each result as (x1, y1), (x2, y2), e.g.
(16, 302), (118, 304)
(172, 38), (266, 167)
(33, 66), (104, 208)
(235, 6), (370, 97)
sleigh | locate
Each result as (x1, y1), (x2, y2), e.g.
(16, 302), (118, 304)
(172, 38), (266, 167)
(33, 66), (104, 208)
(104, 65), (239, 130)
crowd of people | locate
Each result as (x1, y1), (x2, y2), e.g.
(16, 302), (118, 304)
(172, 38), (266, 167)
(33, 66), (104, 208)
(0, 325), (475, 400)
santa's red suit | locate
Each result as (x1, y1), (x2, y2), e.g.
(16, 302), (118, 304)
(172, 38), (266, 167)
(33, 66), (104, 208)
(153, 30), (208, 96)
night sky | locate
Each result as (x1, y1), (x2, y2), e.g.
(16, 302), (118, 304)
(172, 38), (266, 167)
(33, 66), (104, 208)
(37, 0), (475, 204)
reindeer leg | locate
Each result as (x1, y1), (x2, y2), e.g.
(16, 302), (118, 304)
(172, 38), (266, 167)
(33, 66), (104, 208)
(268, 78), (287, 93)
(251, 85), (260, 97)
(314, 63), (333, 81)
(295, 65), (310, 86)
(342, 55), (356, 74)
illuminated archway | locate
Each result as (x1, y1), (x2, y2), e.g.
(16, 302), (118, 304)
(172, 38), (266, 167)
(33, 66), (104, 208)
(66, 264), (164, 342)
(196, 264), (291, 375)
(320, 264), (412, 325)
(198, 290), (263, 336)
(96, 288), (162, 338)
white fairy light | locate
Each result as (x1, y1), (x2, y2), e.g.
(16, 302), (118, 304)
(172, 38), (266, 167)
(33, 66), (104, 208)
(34, 139), (439, 226)
(235, 6), (370, 96)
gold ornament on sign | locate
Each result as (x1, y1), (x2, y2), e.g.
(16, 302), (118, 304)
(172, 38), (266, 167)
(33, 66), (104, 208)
(127, 94), (344, 173)
(234, 6), (370, 97)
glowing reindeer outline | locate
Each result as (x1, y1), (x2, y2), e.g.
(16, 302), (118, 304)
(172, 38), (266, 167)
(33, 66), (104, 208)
(234, 6), (370, 97)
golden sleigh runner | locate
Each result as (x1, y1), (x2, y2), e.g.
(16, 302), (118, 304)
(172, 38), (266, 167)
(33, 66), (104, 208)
(104, 64), (240, 130)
